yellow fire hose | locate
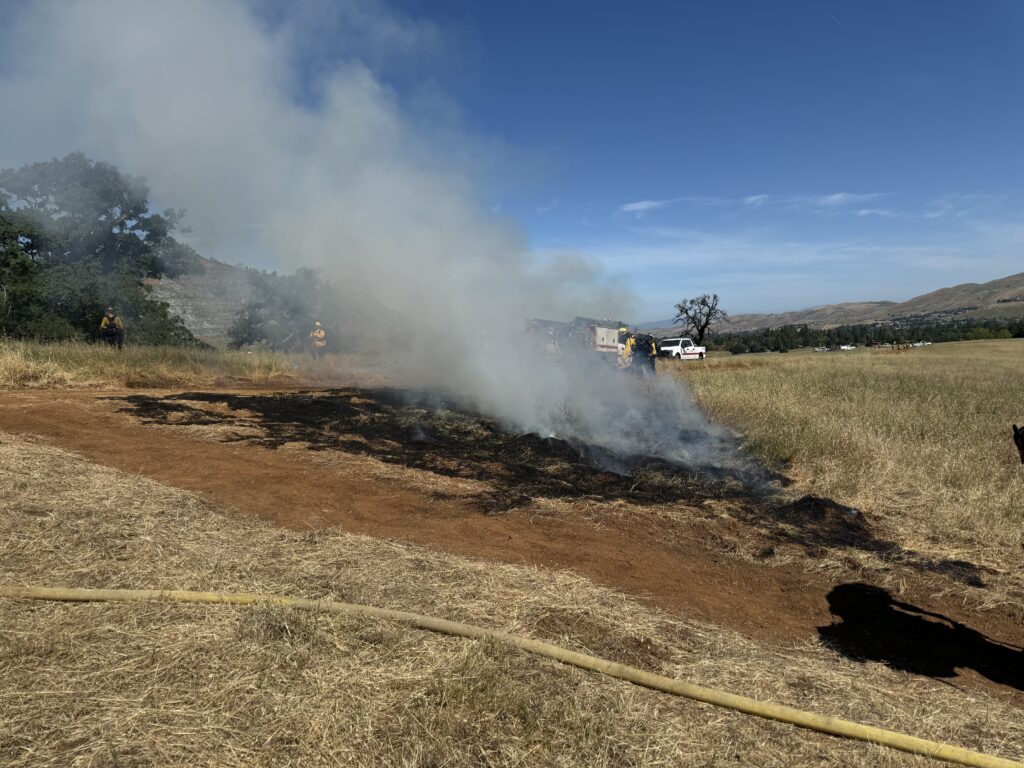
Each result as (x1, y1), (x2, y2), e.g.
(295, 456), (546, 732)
(2, 584), (1021, 768)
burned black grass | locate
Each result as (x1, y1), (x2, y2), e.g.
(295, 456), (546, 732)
(115, 389), (748, 510)
(113, 389), (995, 581)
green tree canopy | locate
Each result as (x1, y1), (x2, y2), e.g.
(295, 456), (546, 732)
(227, 268), (338, 351)
(0, 153), (202, 344)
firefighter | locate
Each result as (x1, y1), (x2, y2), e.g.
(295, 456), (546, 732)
(99, 307), (125, 350)
(618, 331), (635, 370)
(309, 321), (327, 359)
(641, 334), (658, 376)
(542, 328), (562, 357)
(631, 333), (651, 376)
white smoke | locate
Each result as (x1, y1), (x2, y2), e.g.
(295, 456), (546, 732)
(0, 0), (759, 480)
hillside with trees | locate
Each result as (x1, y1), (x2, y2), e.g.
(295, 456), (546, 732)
(708, 272), (1024, 333)
(226, 267), (341, 352)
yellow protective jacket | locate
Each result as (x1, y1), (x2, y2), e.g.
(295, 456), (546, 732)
(100, 315), (124, 332)
(309, 327), (327, 347)
(618, 336), (636, 368)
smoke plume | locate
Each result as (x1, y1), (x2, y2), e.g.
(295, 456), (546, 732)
(0, 0), (760, 481)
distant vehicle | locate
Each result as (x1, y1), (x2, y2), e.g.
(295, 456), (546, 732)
(911, 341), (933, 347)
(658, 337), (706, 360)
(838, 344), (856, 351)
(813, 346), (828, 352)
(526, 317), (622, 358)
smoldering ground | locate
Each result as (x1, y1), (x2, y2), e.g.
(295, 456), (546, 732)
(0, 0), (758, 484)
(112, 384), (790, 516)
(117, 385), (997, 591)
(445, 345), (771, 484)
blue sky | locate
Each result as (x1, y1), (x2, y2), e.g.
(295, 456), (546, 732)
(2, 1), (1020, 320)
(370, 0), (1024, 318)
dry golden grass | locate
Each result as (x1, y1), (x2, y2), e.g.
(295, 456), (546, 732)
(2, 432), (1023, 767)
(0, 341), (397, 390)
(668, 340), (1024, 609)
(0, 340), (296, 389)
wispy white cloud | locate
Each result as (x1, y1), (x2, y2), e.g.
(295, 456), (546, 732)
(622, 192), (892, 219)
(553, 213), (1024, 317)
(616, 190), (1015, 226)
(815, 192), (888, 208)
(599, 193), (1022, 313)
(617, 195), (726, 218)
(924, 193), (1006, 219)
(581, 228), (955, 274)
(536, 199), (559, 214)
(587, 191), (1021, 315)
(619, 198), (675, 215)
(731, 191), (893, 212)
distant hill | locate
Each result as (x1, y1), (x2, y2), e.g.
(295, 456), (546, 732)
(643, 272), (1024, 335)
(635, 319), (676, 330)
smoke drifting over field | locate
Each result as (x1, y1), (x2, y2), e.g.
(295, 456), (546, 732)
(0, 0), (758, 480)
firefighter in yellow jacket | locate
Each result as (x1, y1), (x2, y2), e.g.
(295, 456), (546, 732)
(309, 321), (327, 359)
(99, 307), (125, 350)
(637, 334), (658, 376)
(617, 330), (635, 370)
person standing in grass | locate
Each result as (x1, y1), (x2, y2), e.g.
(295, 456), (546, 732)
(99, 307), (125, 350)
(618, 330), (635, 371)
(645, 335), (658, 375)
(309, 321), (327, 359)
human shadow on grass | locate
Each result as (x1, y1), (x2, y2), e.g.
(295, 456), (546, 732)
(111, 390), (994, 586)
(818, 583), (1023, 692)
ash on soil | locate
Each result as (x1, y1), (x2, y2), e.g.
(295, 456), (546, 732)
(113, 389), (990, 586)
(116, 388), (751, 512)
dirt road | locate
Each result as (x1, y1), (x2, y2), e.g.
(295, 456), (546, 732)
(1, 388), (1020, 700)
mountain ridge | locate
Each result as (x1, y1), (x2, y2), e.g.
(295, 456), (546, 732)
(643, 271), (1024, 334)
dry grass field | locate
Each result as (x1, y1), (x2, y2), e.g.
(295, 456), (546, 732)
(0, 341), (293, 388)
(2, 338), (1023, 765)
(3, 432), (1024, 767)
(0, 341), (391, 390)
(671, 339), (1024, 609)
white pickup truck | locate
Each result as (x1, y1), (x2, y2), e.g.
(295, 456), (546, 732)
(657, 337), (706, 360)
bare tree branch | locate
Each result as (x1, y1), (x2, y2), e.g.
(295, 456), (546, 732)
(673, 293), (727, 345)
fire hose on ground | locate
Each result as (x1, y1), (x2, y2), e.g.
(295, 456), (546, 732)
(1, 584), (1020, 768)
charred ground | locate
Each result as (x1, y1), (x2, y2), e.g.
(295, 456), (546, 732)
(114, 389), (991, 588)
(116, 388), (759, 511)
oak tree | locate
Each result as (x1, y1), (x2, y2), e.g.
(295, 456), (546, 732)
(673, 293), (727, 345)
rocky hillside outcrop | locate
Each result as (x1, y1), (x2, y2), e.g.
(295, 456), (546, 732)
(147, 257), (254, 347)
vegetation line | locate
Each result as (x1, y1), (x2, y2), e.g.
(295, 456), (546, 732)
(2, 584), (1020, 768)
